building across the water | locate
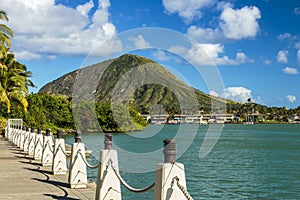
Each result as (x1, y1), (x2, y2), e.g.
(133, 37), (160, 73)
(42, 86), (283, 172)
(288, 115), (300, 123)
(143, 113), (235, 124)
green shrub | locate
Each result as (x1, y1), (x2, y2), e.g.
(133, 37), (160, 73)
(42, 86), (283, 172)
(0, 117), (7, 136)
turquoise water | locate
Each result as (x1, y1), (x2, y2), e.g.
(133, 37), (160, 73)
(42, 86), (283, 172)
(63, 124), (300, 199)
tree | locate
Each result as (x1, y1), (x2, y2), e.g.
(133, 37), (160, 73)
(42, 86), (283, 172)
(0, 53), (34, 112)
(0, 10), (13, 62)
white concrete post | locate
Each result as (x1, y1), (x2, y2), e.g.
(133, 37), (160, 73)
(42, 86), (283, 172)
(15, 125), (21, 147)
(16, 126), (22, 147)
(68, 131), (87, 189)
(8, 125), (15, 142)
(10, 126), (15, 144)
(34, 128), (43, 160)
(11, 127), (15, 144)
(23, 127), (30, 154)
(19, 127), (26, 150)
(12, 127), (16, 145)
(95, 134), (122, 200)
(13, 126), (18, 143)
(13, 126), (19, 146)
(28, 128), (36, 157)
(15, 127), (19, 145)
(5, 121), (9, 139)
(52, 130), (67, 175)
(154, 139), (188, 200)
(7, 125), (12, 142)
(10, 126), (17, 143)
(41, 128), (54, 166)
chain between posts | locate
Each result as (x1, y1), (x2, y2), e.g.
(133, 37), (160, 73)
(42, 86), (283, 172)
(172, 176), (194, 200)
(78, 150), (100, 169)
(55, 143), (69, 157)
(43, 140), (54, 153)
(109, 160), (155, 193)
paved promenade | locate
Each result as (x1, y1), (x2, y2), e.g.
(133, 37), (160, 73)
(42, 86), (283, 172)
(0, 136), (96, 200)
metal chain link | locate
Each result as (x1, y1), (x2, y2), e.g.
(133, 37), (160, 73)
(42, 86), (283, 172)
(110, 160), (155, 193)
(78, 150), (100, 169)
(173, 176), (194, 200)
(55, 143), (69, 157)
(43, 140), (54, 153)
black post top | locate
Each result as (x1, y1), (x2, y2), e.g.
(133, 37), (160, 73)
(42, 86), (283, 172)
(163, 138), (176, 163)
(104, 133), (113, 150)
(74, 131), (82, 143)
(46, 128), (50, 136)
(105, 133), (113, 141)
(57, 130), (62, 139)
(163, 139), (176, 148)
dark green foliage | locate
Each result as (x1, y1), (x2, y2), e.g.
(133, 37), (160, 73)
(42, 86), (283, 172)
(96, 102), (147, 132)
(1, 93), (74, 131)
(0, 93), (147, 133)
(0, 116), (6, 135)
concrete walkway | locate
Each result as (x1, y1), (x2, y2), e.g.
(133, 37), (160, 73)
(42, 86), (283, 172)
(0, 136), (96, 200)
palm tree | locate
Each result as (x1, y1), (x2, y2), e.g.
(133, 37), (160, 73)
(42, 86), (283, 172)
(0, 53), (34, 113)
(0, 10), (13, 72)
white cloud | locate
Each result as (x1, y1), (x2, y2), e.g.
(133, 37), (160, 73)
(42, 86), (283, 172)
(278, 32), (293, 41)
(2, 0), (119, 60)
(276, 50), (288, 63)
(283, 67), (298, 75)
(187, 26), (222, 43)
(14, 51), (42, 61)
(152, 50), (171, 62)
(211, 87), (253, 102)
(263, 58), (272, 65)
(220, 5), (261, 39)
(162, 0), (215, 23)
(297, 50), (300, 65)
(187, 5), (261, 42)
(129, 35), (152, 49)
(47, 55), (57, 60)
(76, 0), (94, 17)
(209, 90), (220, 97)
(169, 42), (248, 66)
(236, 52), (247, 63)
(222, 87), (252, 102)
(295, 7), (300, 15)
(90, 37), (123, 57)
(286, 95), (296, 103)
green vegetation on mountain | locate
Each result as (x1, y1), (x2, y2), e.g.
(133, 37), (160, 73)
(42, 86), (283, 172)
(40, 54), (228, 115)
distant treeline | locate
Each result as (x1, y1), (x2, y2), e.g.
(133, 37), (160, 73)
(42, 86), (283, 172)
(1, 93), (299, 134)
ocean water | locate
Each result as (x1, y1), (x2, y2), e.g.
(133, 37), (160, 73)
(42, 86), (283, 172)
(63, 124), (300, 199)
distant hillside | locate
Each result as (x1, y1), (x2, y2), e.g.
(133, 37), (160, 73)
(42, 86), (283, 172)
(39, 54), (232, 114)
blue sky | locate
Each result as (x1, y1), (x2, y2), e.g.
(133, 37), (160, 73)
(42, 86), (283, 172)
(2, 0), (300, 108)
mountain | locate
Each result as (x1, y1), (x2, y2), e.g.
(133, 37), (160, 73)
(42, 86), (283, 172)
(39, 54), (231, 114)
